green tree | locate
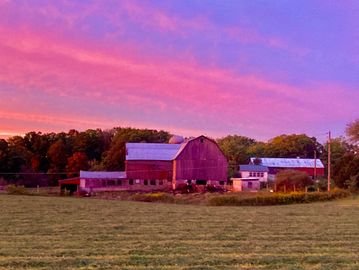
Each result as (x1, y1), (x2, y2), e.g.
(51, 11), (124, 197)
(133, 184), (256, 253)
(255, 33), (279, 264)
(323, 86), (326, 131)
(217, 135), (257, 177)
(0, 139), (9, 174)
(265, 134), (322, 159)
(217, 135), (256, 164)
(322, 137), (351, 171)
(72, 129), (108, 161)
(346, 119), (359, 144)
(101, 128), (170, 170)
(6, 136), (33, 184)
(247, 142), (266, 158)
(332, 153), (359, 189)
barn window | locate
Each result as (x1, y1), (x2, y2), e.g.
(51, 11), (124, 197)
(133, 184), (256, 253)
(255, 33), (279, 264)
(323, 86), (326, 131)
(159, 180), (163, 185)
(200, 138), (204, 143)
(144, 180), (148, 185)
(108, 180), (116, 186)
(260, 172), (264, 177)
(249, 172), (253, 177)
(150, 179), (156, 185)
(129, 179), (134, 185)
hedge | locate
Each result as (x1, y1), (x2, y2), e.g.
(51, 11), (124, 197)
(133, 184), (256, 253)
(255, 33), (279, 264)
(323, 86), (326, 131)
(130, 192), (175, 203)
(208, 189), (351, 206)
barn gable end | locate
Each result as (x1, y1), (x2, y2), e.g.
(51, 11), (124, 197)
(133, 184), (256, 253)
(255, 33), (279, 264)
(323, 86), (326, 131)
(173, 136), (228, 184)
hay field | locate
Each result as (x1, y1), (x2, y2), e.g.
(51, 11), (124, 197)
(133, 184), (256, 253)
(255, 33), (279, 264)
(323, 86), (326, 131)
(1, 195), (359, 269)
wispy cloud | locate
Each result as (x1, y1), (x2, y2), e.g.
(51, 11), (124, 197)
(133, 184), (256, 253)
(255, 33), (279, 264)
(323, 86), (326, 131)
(0, 1), (357, 140)
(0, 23), (357, 138)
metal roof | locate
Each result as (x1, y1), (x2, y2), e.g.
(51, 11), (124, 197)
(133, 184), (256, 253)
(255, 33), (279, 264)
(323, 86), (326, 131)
(250, 157), (324, 168)
(126, 143), (182, 161)
(239, 165), (269, 172)
(80, 171), (126, 179)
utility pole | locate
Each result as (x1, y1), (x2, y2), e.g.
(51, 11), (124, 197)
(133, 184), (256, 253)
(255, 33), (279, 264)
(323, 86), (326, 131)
(314, 150), (317, 180)
(327, 131), (331, 192)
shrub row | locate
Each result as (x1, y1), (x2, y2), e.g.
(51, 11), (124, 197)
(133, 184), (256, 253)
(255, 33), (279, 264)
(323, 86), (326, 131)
(130, 192), (175, 203)
(208, 189), (351, 206)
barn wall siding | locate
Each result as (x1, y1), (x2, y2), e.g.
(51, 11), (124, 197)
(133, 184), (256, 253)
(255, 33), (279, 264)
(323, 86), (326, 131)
(126, 160), (173, 180)
(80, 178), (171, 193)
(174, 137), (228, 181)
(268, 167), (325, 177)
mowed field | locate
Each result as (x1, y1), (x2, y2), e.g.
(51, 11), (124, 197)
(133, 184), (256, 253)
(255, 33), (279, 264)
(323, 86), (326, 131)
(1, 195), (359, 270)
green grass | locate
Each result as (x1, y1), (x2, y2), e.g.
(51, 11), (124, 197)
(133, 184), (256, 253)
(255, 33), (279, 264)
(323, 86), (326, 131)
(1, 195), (359, 269)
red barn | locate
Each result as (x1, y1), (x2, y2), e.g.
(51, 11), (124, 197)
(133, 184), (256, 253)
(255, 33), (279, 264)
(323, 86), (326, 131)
(59, 135), (228, 194)
(126, 135), (228, 189)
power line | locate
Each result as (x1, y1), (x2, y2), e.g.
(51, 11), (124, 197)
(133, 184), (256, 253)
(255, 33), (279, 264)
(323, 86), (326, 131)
(0, 164), (237, 175)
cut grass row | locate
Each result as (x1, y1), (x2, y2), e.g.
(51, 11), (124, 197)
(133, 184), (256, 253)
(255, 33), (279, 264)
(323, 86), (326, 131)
(1, 194), (359, 269)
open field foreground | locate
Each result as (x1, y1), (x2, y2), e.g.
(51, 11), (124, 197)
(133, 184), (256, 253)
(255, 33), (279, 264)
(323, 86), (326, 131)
(1, 195), (359, 270)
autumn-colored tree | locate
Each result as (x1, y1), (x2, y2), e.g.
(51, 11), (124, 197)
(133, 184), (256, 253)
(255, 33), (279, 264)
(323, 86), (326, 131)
(24, 132), (56, 173)
(31, 155), (41, 172)
(47, 139), (68, 183)
(66, 152), (89, 177)
(275, 170), (313, 192)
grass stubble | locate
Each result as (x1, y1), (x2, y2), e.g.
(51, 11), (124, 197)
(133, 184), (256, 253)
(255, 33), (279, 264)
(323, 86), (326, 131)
(1, 194), (359, 269)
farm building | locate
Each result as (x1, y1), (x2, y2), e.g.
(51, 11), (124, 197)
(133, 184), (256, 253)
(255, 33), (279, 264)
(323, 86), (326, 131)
(126, 135), (228, 189)
(59, 135), (228, 193)
(231, 177), (260, 192)
(250, 157), (325, 180)
(239, 165), (269, 182)
(59, 171), (127, 194)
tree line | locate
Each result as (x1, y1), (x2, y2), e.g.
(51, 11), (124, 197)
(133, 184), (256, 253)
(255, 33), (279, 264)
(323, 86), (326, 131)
(0, 128), (170, 187)
(0, 120), (358, 189)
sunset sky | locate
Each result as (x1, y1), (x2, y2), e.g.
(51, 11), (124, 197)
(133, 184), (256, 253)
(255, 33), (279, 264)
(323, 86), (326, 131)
(0, 0), (358, 141)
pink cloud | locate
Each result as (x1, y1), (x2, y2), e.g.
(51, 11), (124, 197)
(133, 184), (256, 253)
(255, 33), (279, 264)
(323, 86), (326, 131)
(0, 19), (357, 140)
(118, 1), (308, 55)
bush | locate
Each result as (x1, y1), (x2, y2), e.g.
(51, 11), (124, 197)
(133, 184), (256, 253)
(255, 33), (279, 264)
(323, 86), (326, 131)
(208, 189), (351, 206)
(205, 184), (225, 193)
(5, 185), (29, 195)
(131, 192), (175, 203)
(175, 183), (198, 194)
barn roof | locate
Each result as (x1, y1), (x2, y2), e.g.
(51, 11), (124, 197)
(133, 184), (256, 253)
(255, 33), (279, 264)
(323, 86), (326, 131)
(250, 157), (324, 168)
(126, 143), (182, 161)
(126, 135), (223, 161)
(80, 171), (126, 179)
(239, 165), (269, 172)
